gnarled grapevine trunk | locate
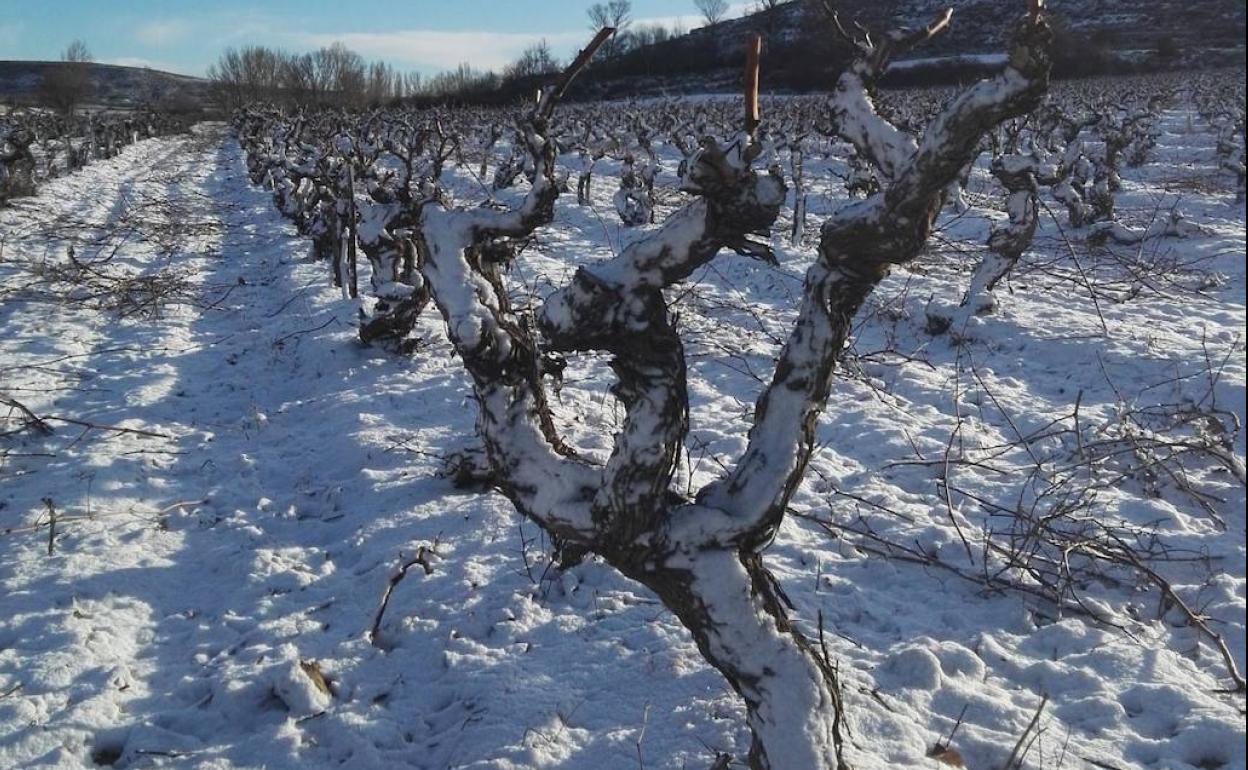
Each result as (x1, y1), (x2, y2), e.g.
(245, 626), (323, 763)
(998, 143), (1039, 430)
(626, 550), (848, 770)
(409, 7), (1052, 768)
(962, 153), (1040, 313)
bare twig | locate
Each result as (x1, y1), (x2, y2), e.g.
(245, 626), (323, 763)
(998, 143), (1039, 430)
(43, 497), (57, 556)
(1004, 694), (1048, 770)
(368, 543), (438, 648)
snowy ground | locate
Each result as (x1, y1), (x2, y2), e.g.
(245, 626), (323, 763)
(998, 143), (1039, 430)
(0, 110), (1244, 770)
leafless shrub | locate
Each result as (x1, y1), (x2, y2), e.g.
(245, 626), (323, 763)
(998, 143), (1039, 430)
(37, 41), (95, 116)
(820, 347), (1246, 693)
(695, 0), (731, 26)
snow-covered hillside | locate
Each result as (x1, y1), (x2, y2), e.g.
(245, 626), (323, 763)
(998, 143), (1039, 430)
(0, 61), (209, 111)
(701, 0), (1247, 60)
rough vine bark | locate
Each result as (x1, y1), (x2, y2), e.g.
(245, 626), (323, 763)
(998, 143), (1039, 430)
(410, 5), (1052, 767)
(964, 152), (1040, 313)
(0, 128), (36, 204)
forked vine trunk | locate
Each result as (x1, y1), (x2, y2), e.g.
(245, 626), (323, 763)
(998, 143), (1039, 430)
(409, 7), (1053, 767)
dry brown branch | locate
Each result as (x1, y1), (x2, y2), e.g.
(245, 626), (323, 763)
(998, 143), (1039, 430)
(42, 415), (172, 440)
(43, 497), (57, 556)
(1109, 540), (1245, 693)
(368, 543), (438, 648)
(831, 352), (1246, 692)
(0, 395), (55, 437)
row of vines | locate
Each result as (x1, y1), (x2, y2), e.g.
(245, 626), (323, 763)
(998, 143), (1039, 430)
(219, 3), (1245, 765)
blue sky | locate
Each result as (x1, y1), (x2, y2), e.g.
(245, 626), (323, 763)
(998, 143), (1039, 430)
(0, 1), (751, 77)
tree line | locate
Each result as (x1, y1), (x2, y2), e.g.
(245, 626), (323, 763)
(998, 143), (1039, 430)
(204, 0), (733, 109)
(205, 0), (1196, 111)
(207, 44), (423, 109)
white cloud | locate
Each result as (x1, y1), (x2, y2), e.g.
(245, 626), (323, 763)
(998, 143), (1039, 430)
(134, 19), (191, 47)
(287, 29), (584, 72)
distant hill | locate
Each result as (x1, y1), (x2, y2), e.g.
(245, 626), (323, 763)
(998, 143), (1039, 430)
(568, 0), (1248, 99)
(689, 0), (1247, 63)
(0, 61), (211, 111)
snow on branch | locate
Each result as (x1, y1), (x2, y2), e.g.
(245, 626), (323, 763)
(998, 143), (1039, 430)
(823, 3), (954, 179)
(539, 138), (785, 544)
(700, 2), (1053, 545)
(414, 32), (614, 543)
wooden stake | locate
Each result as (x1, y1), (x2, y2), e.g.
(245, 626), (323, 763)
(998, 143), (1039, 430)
(532, 27), (615, 123)
(745, 33), (762, 135)
(346, 164), (359, 299)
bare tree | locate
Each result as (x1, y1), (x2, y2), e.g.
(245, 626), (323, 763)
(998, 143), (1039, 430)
(587, 1), (632, 56)
(629, 23), (675, 48)
(365, 60), (399, 105)
(207, 46), (288, 107)
(281, 53), (318, 104)
(407, 4), (1053, 768)
(37, 40), (95, 115)
(401, 71), (423, 98)
(208, 42), (402, 108)
(312, 43), (366, 105)
(695, 0), (731, 26)
(62, 40), (92, 63)
(505, 39), (561, 80)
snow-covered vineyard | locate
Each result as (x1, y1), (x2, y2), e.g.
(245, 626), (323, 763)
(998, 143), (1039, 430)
(1, 8), (1245, 770)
